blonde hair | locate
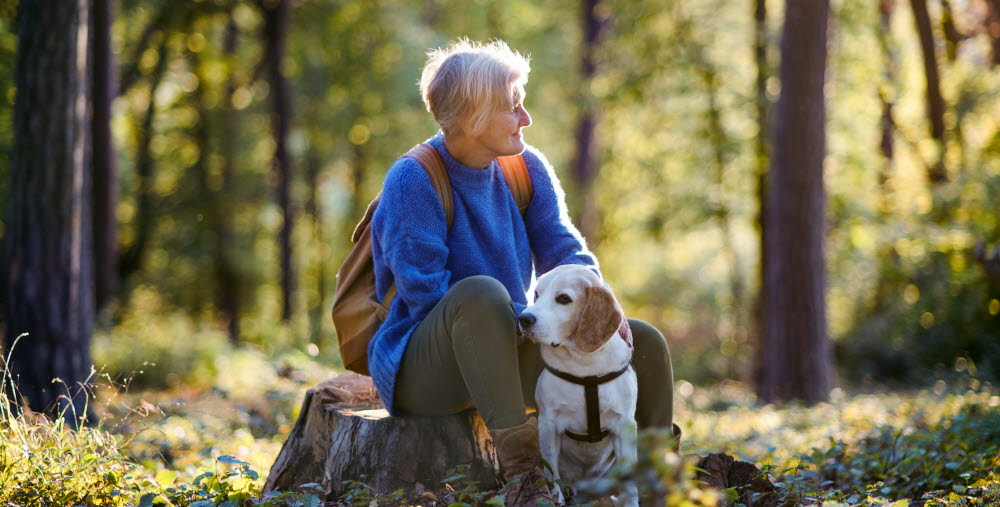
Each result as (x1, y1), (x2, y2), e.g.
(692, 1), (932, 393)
(419, 39), (531, 136)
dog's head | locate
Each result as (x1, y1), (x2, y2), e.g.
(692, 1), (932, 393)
(519, 264), (624, 353)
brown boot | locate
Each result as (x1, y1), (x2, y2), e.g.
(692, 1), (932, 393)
(489, 416), (560, 506)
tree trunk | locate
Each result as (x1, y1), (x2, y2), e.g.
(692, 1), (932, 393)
(217, 16), (242, 344)
(752, 0), (770, 390)
(261, 0), (296, 322)
(118, 40), (168, 287)
(987, 0), (1000, 66)
(91, 0), (118, 314)
(699, 60), (746, 379)
(304, 145), (325, 345)
(756, 0), (832, 405)
(939, 0), (962, 62)
(263, 374), (500, 499)
(878, 0), (898, 218)
(909, 0), (947, 183)
(571, 0), (611, 244)
(3, 0), (94, 426)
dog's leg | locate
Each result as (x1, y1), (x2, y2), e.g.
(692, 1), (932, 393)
(537, 414), (565, 505)
(612, 419), (639, 507)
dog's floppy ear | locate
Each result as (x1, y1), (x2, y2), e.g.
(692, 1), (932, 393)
(572, 283), (625, 353)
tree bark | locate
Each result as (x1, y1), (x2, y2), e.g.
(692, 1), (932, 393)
(571, 0), (611, 244)
(263, 374), (500, 499)
(217, 16), (242, 344)
(118, 41), (168, 285)
(752, 0), (770, 390)
(939, 0), (962, 62)
(91, 0), (118, 313)
(756, 0), (832, 404)
(909, 0), (948, 183)
(878, 0), (898, 218)
(260, 0), (296, 322)
(987, 0), (1000, 66)
(3, 0), (94, 426)
(304, 145), (325, 345)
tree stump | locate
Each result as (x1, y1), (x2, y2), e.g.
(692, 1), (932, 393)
(263, 373), (500, 499)
(695, 453), (778, 507)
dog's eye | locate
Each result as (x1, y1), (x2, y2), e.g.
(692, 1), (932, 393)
(555, 294), (572, 305)
(534, 290), (539, 301)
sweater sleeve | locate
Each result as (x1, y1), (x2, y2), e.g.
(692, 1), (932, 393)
(372, 158), (452, 322)
(520, 146), (600, 277)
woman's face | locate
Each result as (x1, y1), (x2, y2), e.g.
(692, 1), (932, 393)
(472, 93), (532, 158)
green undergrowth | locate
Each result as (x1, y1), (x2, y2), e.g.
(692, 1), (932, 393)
(3, 325), (1000, 506)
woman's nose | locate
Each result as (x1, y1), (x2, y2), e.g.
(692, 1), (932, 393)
(519, 106), (532, 127)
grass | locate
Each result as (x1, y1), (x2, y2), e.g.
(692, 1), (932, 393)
(2, 321), (1000, 505)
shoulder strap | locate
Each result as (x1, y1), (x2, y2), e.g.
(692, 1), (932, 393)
(403, 143), (454, 229)
(497, 154), (533, 215)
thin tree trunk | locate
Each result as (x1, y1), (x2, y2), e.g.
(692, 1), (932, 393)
(756, 0), (832, 405)
(91, 0), (118, 314)
(752, 0), (770, 389)
(909, 0), (947, 183)
(987, 0), (1000, 66)
(261, 0), (295, 322)
(700, 63), (746, 379)
(118, 41), (168, 284)
(939, 0), (962, 62)
(350, 142), (367, 223)
(304, 145), (325, 345)
(878, 0), (898, 218)
(3, 0), (94, 426)
(571, 0), (611, 244)
(217, 17), (242, 344)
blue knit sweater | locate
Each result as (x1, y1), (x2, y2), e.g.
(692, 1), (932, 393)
(369, 133), (597, 414)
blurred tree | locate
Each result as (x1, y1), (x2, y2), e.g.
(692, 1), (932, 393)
(756, 0), (832, 404)
(2, 0), (95, 426)
(259, 0), (296, 322)
(216, 16), (243, 343)
(909, 0), (948, 183)
(878, 0), (898, 217)
(571, 0), (611, 243)
(92, 0), (119, 314)
(117, 39), (168, 290)
(939, 0), (962, 62)
(752, 0), (771, 381)
(988, 0), (1000, 65)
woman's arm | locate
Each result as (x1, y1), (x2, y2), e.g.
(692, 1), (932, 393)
(520, 146), (600, 276)
(372, 158), (452, 322)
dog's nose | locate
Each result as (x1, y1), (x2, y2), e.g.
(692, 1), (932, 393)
(518, 313), (536, 330)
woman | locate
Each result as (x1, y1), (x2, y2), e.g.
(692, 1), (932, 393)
(369, 39), (677, 505)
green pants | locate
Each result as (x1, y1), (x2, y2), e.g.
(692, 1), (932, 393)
(395, 275), (674, 431)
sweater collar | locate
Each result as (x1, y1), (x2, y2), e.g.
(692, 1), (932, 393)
(427, 133), (496, 188)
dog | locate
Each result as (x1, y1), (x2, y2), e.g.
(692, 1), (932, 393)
(519, 264), (639, 506)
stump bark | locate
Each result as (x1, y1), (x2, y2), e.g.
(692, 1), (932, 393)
(695, 453), (778, 507)
(263, 374), (500, 499)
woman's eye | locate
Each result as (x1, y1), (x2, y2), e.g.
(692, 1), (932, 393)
(555, 294), (572, 305)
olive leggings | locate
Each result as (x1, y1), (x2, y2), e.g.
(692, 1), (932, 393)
(395, 275), (674, 431)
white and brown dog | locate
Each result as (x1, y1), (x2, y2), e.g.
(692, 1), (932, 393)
(519, 264), (639, 506)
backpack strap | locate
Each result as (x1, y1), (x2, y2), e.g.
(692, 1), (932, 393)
(403, 143), (454, 229)
(497, 154), (533, 215)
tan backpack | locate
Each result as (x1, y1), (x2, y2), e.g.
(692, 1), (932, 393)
(332, 143), (533, 375)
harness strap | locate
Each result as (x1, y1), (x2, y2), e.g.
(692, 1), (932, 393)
(543, 362), (631, 443)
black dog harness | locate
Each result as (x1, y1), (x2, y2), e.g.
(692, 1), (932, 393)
(543, 362), (632, 443)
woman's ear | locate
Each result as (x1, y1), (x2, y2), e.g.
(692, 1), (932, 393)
(572, 284), (624, 353)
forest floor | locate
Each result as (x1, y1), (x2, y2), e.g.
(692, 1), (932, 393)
(2, 345), (999, 506)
